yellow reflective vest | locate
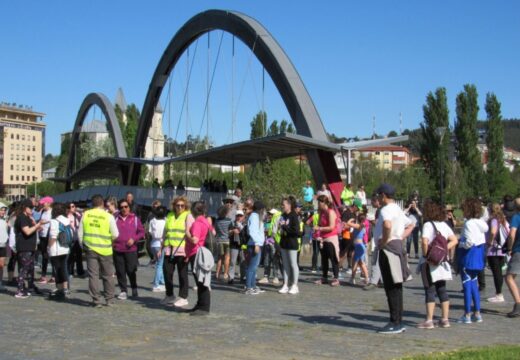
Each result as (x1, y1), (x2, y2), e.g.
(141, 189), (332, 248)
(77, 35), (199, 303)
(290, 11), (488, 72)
(297, 219), (304, 252)
(164, 210), (189, 249)
(271, 211), (282, 244)
(82, 208), (114, 256)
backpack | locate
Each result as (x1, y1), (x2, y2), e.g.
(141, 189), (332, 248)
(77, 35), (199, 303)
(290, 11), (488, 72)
(496, 222), (510, 248)
(57, 222), (74, 248)
(426, 222), (448, 266)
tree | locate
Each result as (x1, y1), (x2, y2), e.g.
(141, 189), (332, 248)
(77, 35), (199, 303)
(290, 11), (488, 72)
(250, 111), (267, 139)
(124, 104), (140, 156)
(280, 119), (289, 134)
(388, 130), (398, 137)
(268, 120), (279, 136)
(485, 93), (510, 200)
(419, 87), (451, 201)
(287, 123), (295, 134)
(454, 84), (486, 197)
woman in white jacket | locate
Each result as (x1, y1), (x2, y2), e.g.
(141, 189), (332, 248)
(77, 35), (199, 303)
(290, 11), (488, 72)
(48, 203), (71, 300)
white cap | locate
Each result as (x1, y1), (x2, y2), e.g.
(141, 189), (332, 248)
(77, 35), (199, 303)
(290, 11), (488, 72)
(236, 210), (244, 216)
(268, 208), (278, 215)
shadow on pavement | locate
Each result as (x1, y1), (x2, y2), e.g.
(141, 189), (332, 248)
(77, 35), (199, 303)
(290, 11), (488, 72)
(283, 312), (380, 331)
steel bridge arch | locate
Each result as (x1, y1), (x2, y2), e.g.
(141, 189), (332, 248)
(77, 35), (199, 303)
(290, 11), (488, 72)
(130, 9), (344, 203)
(65, 92), (127, 191)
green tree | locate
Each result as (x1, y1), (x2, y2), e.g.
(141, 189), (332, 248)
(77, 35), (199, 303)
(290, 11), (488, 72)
(419, 87), (451, 201)
(124, 104), (140, 155)
(485, 93), (510, 200)
(250, 111), (267, 139)
(454, 84), (486, 197)
(388, 130), (398, 137)
(280, 119), (289, 134)
(268, 120), (279, 135)
(287, 123), (295, 134)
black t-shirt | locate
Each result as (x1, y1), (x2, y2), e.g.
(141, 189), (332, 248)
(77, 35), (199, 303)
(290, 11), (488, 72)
(15, 213), (38, 252)
(280, 211), (300, 250)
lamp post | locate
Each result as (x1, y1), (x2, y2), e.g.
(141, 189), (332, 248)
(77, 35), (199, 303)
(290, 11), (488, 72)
(435, 127), (446, 206)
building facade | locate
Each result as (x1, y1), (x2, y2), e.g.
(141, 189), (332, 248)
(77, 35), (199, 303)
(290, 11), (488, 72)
(352, 145), (412, 171)
(0, 103), (46, 200)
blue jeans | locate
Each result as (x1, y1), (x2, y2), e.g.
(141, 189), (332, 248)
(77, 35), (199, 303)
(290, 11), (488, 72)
(461, 268), (480, 314)
(152, 246), (165, 287)
(246, 245), (262, 289)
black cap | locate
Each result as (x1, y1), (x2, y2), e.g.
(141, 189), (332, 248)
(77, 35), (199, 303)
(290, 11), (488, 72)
(253, 201), (265, 211)
(21, 199), (34, 209)
(376, 183), (396, 197)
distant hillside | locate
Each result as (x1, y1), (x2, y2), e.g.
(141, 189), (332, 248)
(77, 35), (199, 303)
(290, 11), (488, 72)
(477, 118), (520, 152)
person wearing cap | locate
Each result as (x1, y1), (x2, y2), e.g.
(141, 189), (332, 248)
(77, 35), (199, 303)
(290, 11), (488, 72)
(259, 208), (282, 285)
(37, 196), (54, 284)
(14, 199), (46, 298)
(375, 183), (414, 334)
(245, 201), (266, 295)
(78, 194), (119, 307)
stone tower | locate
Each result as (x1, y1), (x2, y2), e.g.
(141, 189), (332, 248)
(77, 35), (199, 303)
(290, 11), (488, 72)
(145, 102), (165, 183)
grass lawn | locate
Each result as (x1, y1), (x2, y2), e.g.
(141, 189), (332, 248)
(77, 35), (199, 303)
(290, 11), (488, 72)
(402, 345), (520, 360)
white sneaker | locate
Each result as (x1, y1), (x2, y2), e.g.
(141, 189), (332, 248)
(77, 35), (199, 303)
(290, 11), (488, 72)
(152, 285), (166, 293)
(487, 294), (505, 303)
(258, 277), (269, 284)
(117, 292), (127, 300)
(272, 277), (280, 285)
(345, 269), (352, 275)
(160, 295), (176, 305)
(288, 285), (299, 295)
(278, 285), (289, 294)
(174, 297), (189, 307)
(192, 285), (198, 291)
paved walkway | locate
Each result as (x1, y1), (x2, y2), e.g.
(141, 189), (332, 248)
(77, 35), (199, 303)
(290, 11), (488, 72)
(0, 255), (519, 360)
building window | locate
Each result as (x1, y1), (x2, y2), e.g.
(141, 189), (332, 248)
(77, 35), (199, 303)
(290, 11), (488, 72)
(32, 156), (35, 161)
(16, 155), (19, 161)
(33, 176), (37, 181)
(22, 135), (25, 141)
(16, 176), (19, 181)
(10, 144), (14, 150)
(10, 154), (13, 160)
(33, 136), (36, 141)
(21, 165), (24, 171)
(375, 151), (380, 155)
(21, 176), (24, 181)
(16, 134), (19, 140)
(33, 146), (36, 151)
(10, 165), (13, 170)
(10, 175), (13, 181)
(21, 144), (25, 151)
(16, 144), (19, 151)
(16, 165), (19, 171)
(32, 166), (35, 171)
(10, 134), (13, 139)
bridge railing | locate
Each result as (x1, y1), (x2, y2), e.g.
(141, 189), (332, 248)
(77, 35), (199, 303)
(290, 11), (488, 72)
(52, 186), (229, 215)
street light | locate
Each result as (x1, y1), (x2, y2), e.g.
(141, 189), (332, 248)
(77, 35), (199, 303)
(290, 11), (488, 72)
(435, 127), (446, 206)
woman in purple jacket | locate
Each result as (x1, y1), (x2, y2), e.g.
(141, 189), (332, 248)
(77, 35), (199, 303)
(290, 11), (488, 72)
(114, 199), (145, 300)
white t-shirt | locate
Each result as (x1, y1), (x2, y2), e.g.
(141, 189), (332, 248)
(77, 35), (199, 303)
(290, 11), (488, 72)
(380, 202), (412, 241)
(355, 190), (367, 205)
(461, 218), (489, 248)
(48, 215), (71, 257)
(39, 209), (52, 237)
(422, 221), (454, 244)
(148, 218), (166, 248)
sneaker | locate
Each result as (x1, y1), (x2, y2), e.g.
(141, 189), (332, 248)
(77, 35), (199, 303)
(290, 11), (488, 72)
(311, 270), (317, 274)
(15, 291), (30, 299)
(438, 319), (451, 328)
(37, 277), (48, 284)
(192, 285), (198, 291)
(272, 277), (280, 285)
(174, 297), (189, 307)
(350, 278), (356, 285)
(254, 287), (266, 293)
(278, 285), (289, 294)
(190, 309), (209, 316)
(152, 285), (166, 293)
(117, 292), (128, 300)
(131, 288), (138, 298)
(314, 278), (327, 285)
(161, 295), (176, 305)
(288, 285), (299, 295)
(457, 314), (472, 324)
(416, 320), (434, 329)
(345, 269), (352, 275)
(258, 277), (269, 284)
(363, 283), (377, 291)
(487, 294), (505, 303)
(377, 323), (406, 334)
(330, 279), (340, 287)
(47, 277), (56, 284)
(472, 314), (483, 323)
(227, 279), (234, 285)
(28, 287), (42, 295)
(507, 303), (520, 318)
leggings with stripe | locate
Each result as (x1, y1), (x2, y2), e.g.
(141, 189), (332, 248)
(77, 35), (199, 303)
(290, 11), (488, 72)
(461, 268), (481, 314)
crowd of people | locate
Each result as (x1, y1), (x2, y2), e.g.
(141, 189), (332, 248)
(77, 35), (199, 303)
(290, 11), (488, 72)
(1, 181), (519, 332)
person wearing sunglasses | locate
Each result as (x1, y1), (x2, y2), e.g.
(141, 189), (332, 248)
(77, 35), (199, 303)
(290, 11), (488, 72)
(161, 196), (194, 308)
(113, 199), (145, 300)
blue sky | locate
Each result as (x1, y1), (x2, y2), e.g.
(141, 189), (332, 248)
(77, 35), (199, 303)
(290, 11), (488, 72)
(1, 1), (519, 155)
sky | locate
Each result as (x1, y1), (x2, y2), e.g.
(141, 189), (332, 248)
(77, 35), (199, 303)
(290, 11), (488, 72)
(1, 0), (519, 155)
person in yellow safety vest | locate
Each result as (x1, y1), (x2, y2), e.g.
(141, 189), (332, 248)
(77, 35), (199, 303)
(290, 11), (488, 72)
(161, 195), (193, 308)
(259, 209), (282, 285)
(78, 194), (119, 308)
(341, 183), (355, 206)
